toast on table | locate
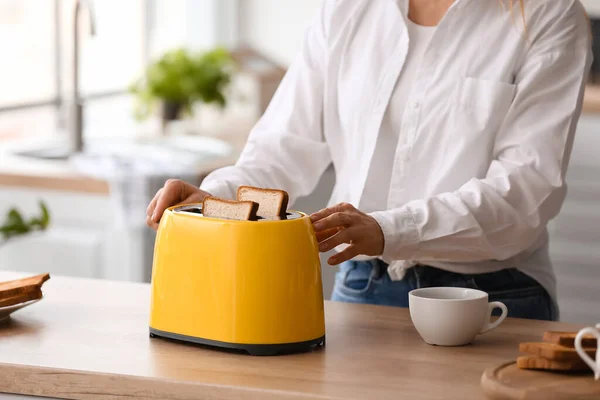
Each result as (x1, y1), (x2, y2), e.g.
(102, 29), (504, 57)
(516, 355), (591, 372)
(542, 331), (598, 349)
(0, 288), (43, 308)
(0, 273), (50, 308)
(519, 341), (596, 362)
(0, 273), (49, 299)
(517, 330), (597, 372)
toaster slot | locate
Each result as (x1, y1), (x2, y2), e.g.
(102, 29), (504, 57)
(173, 205), (303, 220)
(257, 212), (301, 221)
(173, 205), (203, 215)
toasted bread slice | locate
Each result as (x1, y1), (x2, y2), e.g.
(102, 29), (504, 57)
(543, 331), (598, 349)
(517, 355), (591, 372)
(202, 196), (259, 221)
(0, 273), (50, 300)
(237, 186), (289, 218)
(0, 288), (43, 308)
(519, 342), (596, 361)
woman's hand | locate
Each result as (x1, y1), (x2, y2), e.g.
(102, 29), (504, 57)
(146, 179), (211, 230)
(310, 202), (384, 265)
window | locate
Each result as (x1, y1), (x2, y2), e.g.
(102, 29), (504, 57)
(0, 0), (57, 108)
(0, 0), (236, 140)
(62, 0), (146, 96)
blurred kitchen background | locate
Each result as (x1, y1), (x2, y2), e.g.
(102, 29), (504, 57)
(0, 0), (599, 324)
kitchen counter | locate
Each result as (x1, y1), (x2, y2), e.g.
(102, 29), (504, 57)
(0, 149), (239, 196)
(0, 271), (586, 400)
(0, 117), (254, 195)
(0, 152), (110, 195)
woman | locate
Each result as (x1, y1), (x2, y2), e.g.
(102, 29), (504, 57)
(146, 0), (592, 321)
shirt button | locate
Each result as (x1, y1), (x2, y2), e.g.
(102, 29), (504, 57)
(412, 102), (420, 110)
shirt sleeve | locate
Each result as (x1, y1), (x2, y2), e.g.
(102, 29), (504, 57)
(370, 2), (593, 264)
(199, 1), (334, 202)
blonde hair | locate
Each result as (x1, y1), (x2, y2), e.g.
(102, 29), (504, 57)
(501, 0), (527, 35)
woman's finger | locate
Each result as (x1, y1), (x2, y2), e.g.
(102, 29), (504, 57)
(152, 180), (183, 222)
(318, 226), (359, 252)
(315, 227), (342, 243)
(146, 215), (159, 230)
(310, 202), (355, 222)
(146, 189), (163, 217)
(312, 211), (354, 232)
(310, 208), (335, 223)
(327, 245), (361, 265)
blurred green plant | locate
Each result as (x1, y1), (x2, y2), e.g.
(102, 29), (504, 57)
(129, 47), (235, 121)
(0, 202), (50, 244)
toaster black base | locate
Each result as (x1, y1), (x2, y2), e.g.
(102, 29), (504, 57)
(149, 327), (325, 356)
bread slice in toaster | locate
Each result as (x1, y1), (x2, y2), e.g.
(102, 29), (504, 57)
(202, 196), (259, 221)
(237, 186), (289, 218)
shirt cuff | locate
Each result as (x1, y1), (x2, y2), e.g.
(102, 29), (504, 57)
(369, 209), (421, 261)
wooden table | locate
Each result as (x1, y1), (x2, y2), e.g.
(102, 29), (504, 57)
(0, 271), (584, 400)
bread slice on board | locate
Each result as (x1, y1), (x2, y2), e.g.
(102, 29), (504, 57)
(543, 331), (598, 349)
(202, 196), (259, 221)
(517, 355), (591, 372)
(0, 273), (50, 300)
(237, 186), (289, 218)
(519, 342), (596, 361)
(0, 288), (43, 308)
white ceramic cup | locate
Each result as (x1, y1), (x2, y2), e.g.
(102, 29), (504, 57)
(575, 323), (600, 380)
(408, 287), (508, 346)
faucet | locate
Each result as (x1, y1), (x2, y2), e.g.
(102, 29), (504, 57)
(72, 0), (96, 154)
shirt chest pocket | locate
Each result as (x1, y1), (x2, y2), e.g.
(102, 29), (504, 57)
(452, 77), (517, 140)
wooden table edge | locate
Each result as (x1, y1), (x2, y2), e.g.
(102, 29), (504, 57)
(0, 362), (339, 400)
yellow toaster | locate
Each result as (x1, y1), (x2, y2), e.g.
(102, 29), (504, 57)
(148, 203), (326, 356)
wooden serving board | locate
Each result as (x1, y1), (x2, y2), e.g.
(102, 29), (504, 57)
(481, 361), (600, 400)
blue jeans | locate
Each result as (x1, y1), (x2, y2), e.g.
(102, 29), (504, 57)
(331, 259), (558, 321)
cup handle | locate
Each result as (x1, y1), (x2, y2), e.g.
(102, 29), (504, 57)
(575, 328), (600, 380)
(479, 301), (508, 334)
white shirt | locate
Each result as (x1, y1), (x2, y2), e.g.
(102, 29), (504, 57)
(361, 19), (437, 213)
(200, 0), (593, 308)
